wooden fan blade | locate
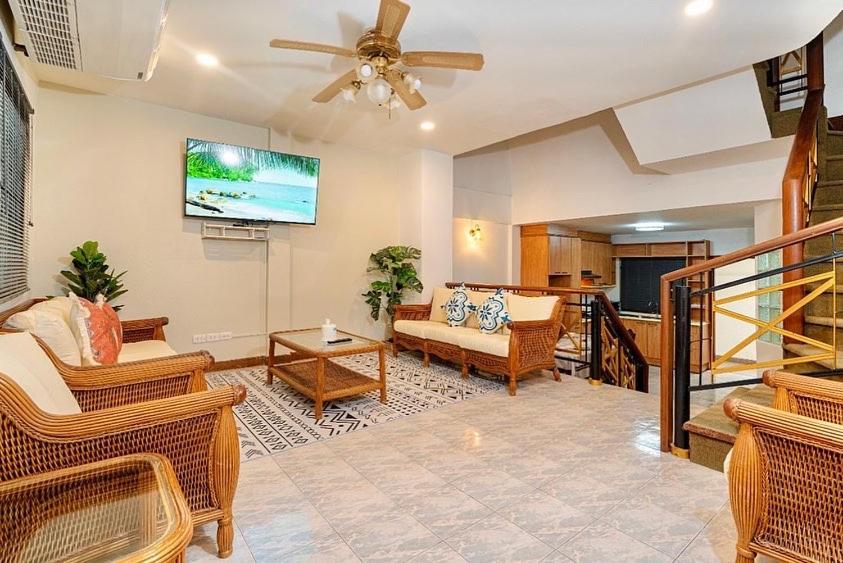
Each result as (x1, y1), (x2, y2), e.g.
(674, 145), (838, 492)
(402, 51), (484, 71)
(269, 39), (356, 58)
(385, 70), (426, 110)
(313, 70), (358, 103)
(375, 0), (410, 40)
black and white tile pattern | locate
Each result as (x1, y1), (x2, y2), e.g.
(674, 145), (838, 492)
(207, 352), (502, 461)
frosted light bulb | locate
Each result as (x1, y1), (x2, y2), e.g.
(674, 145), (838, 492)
(403, 73), (421, 93)
(357, 62), (375, 82)
(366, 77), (392, 104)
(340, 86), (357, 103)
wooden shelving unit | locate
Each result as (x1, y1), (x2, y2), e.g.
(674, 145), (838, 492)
(614, 239), (713, 371)
(520, 224), (614, 289)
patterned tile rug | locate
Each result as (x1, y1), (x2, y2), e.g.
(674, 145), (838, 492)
(206, 352), (503, 462)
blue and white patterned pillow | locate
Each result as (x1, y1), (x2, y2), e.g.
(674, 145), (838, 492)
(442, 284), (473, 327)
(472, 289), (511, 334)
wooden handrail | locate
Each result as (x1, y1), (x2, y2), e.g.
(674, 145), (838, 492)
(658, 216), (843, 452)
(447, 282), (649, 374)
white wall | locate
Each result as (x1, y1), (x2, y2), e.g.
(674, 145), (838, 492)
(615, 68), (772, 165)
(452, 145), (513, 285)
(30, 86), (401, 359)
(825, 12), (843, 118)
(399, 150), (453, 302)
(496, 111), (787, 226)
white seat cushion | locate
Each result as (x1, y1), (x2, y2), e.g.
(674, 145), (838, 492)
(506, 294), (560, 322)
(393, 320), (440, 339)
(458, 332), (511, 357)
(118, 340), (177, 363)
(4, 310), (82, 366)
(429, 288), (454, 323)
(424, 324), (478, 347)
(0, 332), (81, 415)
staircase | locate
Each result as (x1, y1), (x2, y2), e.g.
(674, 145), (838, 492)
(785, 119), (843, 370)
(681, 41), (842, 471)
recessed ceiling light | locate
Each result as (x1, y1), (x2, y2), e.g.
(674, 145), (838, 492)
(196, 53), (219, 67)
(684, 0), (713, 17)
(635, 223), (665, 232)
(419, 121), (435, 131)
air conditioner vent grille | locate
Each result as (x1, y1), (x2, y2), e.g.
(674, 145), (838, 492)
(14, 0), (80, 70)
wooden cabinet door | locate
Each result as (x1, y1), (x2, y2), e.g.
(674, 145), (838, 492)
(645, 322), (661, 364)
(548, 236), (573, 274)
(520, 234), (549, 286)
(581, 241), (614, 285)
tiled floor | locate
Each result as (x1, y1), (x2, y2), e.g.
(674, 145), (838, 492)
(186, 367), (766, 563)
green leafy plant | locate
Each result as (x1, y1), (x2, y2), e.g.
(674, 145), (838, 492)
(362, 246), (423, 322)
(60, 241), (127, 310)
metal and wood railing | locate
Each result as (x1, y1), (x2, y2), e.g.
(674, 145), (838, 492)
(659, 216), (843, 454)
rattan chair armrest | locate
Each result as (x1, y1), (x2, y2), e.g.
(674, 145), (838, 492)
(121, 317), (169, 342)
(763, 369), (843, 402)
(506, 318), (556, 332)
(724, 398), (843, 447)
(1, 380), (246, 441)
(394, 304), (432, 321)
(57, 351), (214, 389)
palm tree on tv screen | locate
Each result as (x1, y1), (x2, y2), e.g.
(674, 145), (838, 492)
(186, 139), (318, 182)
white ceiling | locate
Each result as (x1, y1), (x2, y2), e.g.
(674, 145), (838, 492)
(551, 201), (760, 235)
(26, 0), (843, 155)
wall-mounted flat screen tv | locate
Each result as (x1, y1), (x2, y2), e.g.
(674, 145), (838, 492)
(184, 138), (320, 225)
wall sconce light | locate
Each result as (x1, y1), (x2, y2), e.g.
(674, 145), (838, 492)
(469, 223), (482, 242)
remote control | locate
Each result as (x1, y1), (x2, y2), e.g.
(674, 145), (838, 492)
(327, 337), (352, 345)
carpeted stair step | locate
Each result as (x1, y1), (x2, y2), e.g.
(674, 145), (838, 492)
(805, 315), (843, 328)
(684, 386), (775, 472)
(804, 262), (843, 283)
(812, 180), (843, 207)
(810, 208), (843, 225)
(770, 108), (803, 138)
(829, 130), (843, 155)
(783, 342), (843, 369)
(804, 232), (843, 256)
(828, 155), (843, 180)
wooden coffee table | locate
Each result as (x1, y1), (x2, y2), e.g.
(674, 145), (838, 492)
(267, 328), (386, 420)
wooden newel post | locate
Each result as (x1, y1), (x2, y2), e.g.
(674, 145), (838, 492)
(782, 31), (823, 338)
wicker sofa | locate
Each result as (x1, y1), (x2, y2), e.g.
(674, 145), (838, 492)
(0, 297), (190, 368)
(0, 331), (244, 558)
(392, 283), (565, 395)
(724, 370), (843, 562)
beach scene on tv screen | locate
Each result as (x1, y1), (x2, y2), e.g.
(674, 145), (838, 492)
(185, 139), (319, 224)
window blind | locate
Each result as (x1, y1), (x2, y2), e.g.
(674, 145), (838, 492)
(0, 44), (33, 304)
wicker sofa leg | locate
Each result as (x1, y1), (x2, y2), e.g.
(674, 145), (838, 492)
(392, 339), (399, 358)
(552, 365), (561, 381)
(213, 405), (240, 558)
(508, 371), (517, 396)
(423, 345), (430, 368)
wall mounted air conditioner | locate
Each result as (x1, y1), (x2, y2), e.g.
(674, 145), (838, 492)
(8, 0), (170, 81)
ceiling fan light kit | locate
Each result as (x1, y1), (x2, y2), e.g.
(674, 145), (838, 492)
(269, 0), (484, 112)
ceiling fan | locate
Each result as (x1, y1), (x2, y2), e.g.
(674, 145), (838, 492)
(269, 0), (484, 111)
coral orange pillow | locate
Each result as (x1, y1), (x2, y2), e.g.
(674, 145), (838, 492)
(68, 294), (123, 365)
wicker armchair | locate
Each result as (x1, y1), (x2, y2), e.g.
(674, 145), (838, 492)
(724, 397), (843, 563)
(31, 334), (212, 408)
(763, 369), (843, 423)
(0, 367), (245, 558)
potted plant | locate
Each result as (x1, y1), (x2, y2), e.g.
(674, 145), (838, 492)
(362, 246), (423, 331)
(60, 241), (127, 310)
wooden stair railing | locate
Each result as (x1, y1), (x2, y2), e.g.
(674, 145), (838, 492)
(782, 32), (824, 338)
(658, 216), (843, 453)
